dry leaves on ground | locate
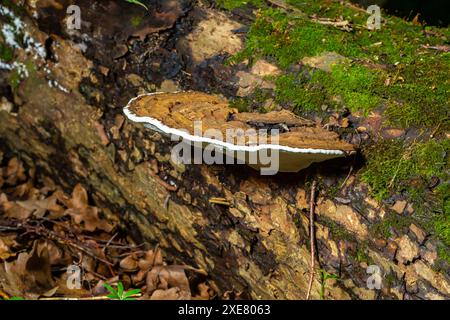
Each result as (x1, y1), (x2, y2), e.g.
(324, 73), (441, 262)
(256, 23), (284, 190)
(0, 152), (212, 300)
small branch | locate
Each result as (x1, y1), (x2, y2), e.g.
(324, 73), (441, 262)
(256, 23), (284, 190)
(0, 219), (114, 266)
(306, 180), (317, 300)
(340, 166), (353, 189)
(209, 197), (232, 206)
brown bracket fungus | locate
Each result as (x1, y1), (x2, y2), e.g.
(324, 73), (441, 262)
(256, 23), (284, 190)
(123, 92), (355, 174)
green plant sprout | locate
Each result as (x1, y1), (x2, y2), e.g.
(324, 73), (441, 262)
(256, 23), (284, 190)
(125, 0), (149, 11)
(319, 269), (339, 300)
(103, 282), (141, 300)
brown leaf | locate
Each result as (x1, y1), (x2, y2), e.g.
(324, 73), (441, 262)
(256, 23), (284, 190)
(16, 194), (64, 218)
(36, 240), (72, 266)
(64, 185), (113, 232)
(146, 265), (191, 298)
(94, 121), (110, 146)
(9, 181), (36, 198)
(150, 287), (191, 300)
(0, 241), (56, 299)
(66, 206), (113, 232)
(5, 157), (27, 185)
(138, 249), (163, 271)
(3, 198), (34, 219)
(120, 255), (139, 272)
(193, 282), (212, 300)
(0, 235), (17, 260)
(70, 183), (89, 209)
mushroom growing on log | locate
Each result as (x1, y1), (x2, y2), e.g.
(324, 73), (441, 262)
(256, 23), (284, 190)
(124, 92), (355, 174)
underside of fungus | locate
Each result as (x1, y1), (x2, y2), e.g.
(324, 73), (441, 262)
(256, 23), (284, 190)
(123, 92), (355, 172)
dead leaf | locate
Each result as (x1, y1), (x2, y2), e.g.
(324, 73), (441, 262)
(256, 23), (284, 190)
(36, 240), (72, 266)
(16, 194), (64, 218)
(146, 265), (191, 299)
(0, 241), (56, 299)
(65, 184), (113, 232)
(120, 254), (139, 272)
(136, 249), (163, 272)
(2, 198), (34, 219)
(5, 158), (27, 185)
(150, 287), (191, 300)
(0, 235), (17, 260)
(70, 183), (89, 209)
(193, 282), (213, 300)
(67, 206), (113, 232)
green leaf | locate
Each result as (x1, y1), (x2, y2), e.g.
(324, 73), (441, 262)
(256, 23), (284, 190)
(106, 293), (118, 300)
(123, 289), (141, 299)
(125, 0), (149, 11)
(117, 282), (124, 299)
(103, 283), (117, 296)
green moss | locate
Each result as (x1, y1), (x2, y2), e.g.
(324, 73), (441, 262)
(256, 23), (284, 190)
(433, 183), (450, 250)
(217, 0), (264, 10)
(229, 88), (274, 113)
(372, 212), (413, 238)
(130, 15), (143, 27)
(437, 244), (450, 266)
(354, 242), (375, 265)
(224, 1), (449, 123)
(361, 139), (449, 202)
(384, 271), (398, 286)
(385, 58), (450, 130)
(0, 43), (14, 62)
(364, 138), (448, 250)
(275, 64), (382, 114)
(275, 73), (327, 112)
(320, 216), (357, 242)
(9, 69), (21, 89)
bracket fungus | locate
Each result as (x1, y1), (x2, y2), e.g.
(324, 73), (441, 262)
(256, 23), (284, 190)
(123, 92), (355, 174)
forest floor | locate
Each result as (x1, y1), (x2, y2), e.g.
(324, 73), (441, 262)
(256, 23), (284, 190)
(0, 148), (216, 300)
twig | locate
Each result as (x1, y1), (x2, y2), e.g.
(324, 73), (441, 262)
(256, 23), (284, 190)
(0, 290), (10, 300)
(420, 44), (450, 53)
(209, 197), (232, 206)
(340, 166), (353, 189)
(102, 232), (119, 254)
(306, 180), (317, 300)
(266, 0), (304, 16)
(0, 219), (114, 266)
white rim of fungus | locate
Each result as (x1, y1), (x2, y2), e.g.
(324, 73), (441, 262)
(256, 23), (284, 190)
(123, 92), (347, 155)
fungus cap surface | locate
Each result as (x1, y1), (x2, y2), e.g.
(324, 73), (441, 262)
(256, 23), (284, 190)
(124, 92), (355, 172)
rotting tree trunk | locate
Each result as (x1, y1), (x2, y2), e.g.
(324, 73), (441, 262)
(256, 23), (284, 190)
(1, 0), (449, 300)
